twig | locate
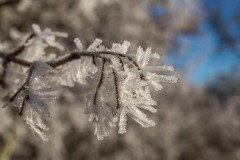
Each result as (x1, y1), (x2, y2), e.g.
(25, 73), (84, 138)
(111, 67), (120, 109)
(93, 59), (106, 104)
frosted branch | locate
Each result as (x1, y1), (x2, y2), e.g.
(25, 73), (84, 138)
(0, 25), (178, 141)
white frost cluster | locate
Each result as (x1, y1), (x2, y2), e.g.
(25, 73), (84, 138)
(57, 38), (99, 86)
(57, 38), (129, 87)
(57, 58), (98, 86)
(78, 38), (178, 140)
(85, 95), (118, 140)
(3, 35), (177, 141)
(4, 62), (56, 141)
(118, 65), (157, 133)
(23, 24), (68, 61)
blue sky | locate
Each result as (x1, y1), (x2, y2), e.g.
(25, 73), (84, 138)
(165, 23), (239, 86)
(163, 0), (240, 86)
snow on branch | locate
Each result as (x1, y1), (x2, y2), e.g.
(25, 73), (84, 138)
(0, 24), (178, 141)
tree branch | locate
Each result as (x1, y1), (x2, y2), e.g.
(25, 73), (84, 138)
(111, 67), (120, 109)
(93, 59), (106, 105)
(0, 33), (34, 88)
(0, 0), (20, 7)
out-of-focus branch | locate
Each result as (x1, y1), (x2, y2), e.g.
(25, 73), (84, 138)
(0, 0), (20, 7)
(0, 33), (34, 88)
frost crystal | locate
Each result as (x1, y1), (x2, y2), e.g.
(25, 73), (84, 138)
(57, 38), (98, 86)
(79, 39), (178, 140)
(4, 62), (56, 141)
(57, 58), (98, 86)
(23, 24), (68, 61)
(85, 93), (117, 140)
(23, 108), (50, 141)
(109, 41), (131, 54)
(2, 34), (177, 141)
(87, 38), (103, 51)
(116, 65), (157, 133)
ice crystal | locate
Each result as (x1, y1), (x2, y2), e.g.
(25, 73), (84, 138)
(85, 97), (117, 140)
(57, 38), (98, 86)
(57, 58), (98, 86)
(109, 41), (131, 54)
(81, 39), (178, 140)
(23, 24), (68, 61)
(117, 65), (157, 133)
(2, 34), (177, 141)
(4, 62), (56, 141)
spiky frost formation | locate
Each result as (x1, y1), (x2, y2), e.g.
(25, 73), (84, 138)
(1, 25), (177, 141)
(75, 38), (178, 140)
(23, 24), (68, 61)
(3, 62), (57, 141)
(56, 38), (99, 86)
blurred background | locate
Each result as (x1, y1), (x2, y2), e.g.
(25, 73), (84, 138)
(0, 0), (240, 160)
